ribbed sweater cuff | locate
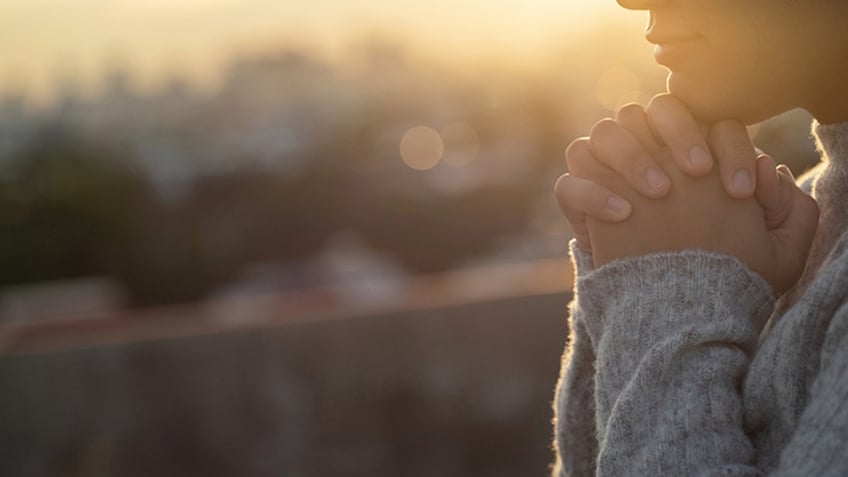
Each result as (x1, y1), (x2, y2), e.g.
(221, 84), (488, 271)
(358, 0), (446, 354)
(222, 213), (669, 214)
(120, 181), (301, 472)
(575, 250), (775, 351)
(568, 239), (595, 278)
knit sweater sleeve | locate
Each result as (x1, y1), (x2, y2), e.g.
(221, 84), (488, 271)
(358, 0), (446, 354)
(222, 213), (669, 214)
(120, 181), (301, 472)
(552, 240), (601, 476)
(771, 302), (848, 475)
(555, 246), (775, 476)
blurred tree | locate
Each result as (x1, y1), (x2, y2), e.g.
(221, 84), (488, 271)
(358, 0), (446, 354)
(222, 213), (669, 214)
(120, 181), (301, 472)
(350, 185), (536, 274)
(0, 39), (681, 307)
(0, 125), (145, 286)
(0, 126), (246, 306)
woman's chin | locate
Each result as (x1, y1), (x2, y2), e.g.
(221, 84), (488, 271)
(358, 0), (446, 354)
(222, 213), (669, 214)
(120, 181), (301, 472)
(667, 74), (774, 125)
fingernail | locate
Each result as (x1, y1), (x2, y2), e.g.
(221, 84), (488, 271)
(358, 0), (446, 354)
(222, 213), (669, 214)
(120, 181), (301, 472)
(777, 164), (795, 180)
(689, 145), (712, 170)
(645, 168), (667, 191)
(607, 196), (631, 217)
(733, 169), (753, 195)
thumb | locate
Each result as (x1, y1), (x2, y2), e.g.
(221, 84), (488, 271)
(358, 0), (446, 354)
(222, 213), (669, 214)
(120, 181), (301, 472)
(772, 171), (818, 244)
(770, 171), (819, 285)
(553, 173), (632, 253)
(755, 154), (793, 230)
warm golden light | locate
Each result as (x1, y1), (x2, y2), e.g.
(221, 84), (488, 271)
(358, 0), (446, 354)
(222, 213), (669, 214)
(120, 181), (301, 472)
(595, 66), (642, 112)
(400, 126), (444, 171)
(0, 0), (626, 106)
(441, 122), (480, 167)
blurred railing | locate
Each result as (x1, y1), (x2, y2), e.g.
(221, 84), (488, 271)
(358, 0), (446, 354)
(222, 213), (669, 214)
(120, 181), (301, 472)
(0, 258), (573, 477)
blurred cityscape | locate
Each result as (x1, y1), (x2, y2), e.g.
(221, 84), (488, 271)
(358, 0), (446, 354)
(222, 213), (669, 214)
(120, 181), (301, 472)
(0, 23), (669, 320)
(0, 9), (823, 475)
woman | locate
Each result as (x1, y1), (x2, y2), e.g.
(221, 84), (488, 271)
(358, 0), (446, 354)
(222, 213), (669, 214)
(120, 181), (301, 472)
(552, 0), (848, 475)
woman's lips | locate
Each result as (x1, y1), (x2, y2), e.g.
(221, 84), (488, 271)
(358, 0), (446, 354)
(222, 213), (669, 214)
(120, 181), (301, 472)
(653, 38), (701, 68)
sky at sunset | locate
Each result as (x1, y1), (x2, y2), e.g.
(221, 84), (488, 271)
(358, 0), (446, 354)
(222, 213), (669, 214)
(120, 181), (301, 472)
(0, 0), (644, 105)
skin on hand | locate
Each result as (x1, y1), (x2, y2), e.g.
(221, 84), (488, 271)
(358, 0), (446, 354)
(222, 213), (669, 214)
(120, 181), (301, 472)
(558, 0), (842, 279)
(555, 94), (764, 253)
(591, 95), (759, 202)
(580, 125), (818, 295)
(555, 142), (633, 253)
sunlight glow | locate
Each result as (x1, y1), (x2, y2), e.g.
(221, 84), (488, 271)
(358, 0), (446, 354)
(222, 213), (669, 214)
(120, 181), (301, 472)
(441, 122), (480, 167)
(595, 66), (643, 112)
(0, 0), (626, 105)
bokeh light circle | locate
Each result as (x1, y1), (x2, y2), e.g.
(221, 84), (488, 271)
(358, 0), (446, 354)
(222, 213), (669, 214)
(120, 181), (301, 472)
(400, 126), (444, 171)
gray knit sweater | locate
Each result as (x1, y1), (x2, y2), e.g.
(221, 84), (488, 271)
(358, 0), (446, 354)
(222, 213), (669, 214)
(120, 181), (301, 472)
(552, 120), (848, 476)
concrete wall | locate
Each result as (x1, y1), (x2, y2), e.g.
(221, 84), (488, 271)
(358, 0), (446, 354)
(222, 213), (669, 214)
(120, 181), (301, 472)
(0, 291), (571, 477)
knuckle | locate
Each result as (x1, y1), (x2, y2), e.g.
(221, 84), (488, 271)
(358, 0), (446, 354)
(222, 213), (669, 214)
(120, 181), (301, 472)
(647, 92), (675, 110)
(646, 94), (691, 137)
(553, 173), (570, 196)
(565, 137), (590, 158)
(588, 120), (646, 171)
(615, 103), (644, 123)
(565, 138), (591, 169)
(554, 175), (590, 215)
(646, 93), (682, 121)
(589, 118), (619, 140)
(554, 174), (581, 200)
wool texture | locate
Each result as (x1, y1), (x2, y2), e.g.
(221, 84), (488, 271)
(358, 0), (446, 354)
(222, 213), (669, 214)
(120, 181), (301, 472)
(552, 120), (848, 476)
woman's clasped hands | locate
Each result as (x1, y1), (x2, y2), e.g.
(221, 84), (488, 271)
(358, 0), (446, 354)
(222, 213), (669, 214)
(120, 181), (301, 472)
(555, 94), (819, 294)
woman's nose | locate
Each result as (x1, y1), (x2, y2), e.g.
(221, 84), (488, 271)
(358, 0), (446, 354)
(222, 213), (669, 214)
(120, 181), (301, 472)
(616, 0), (669, 10)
